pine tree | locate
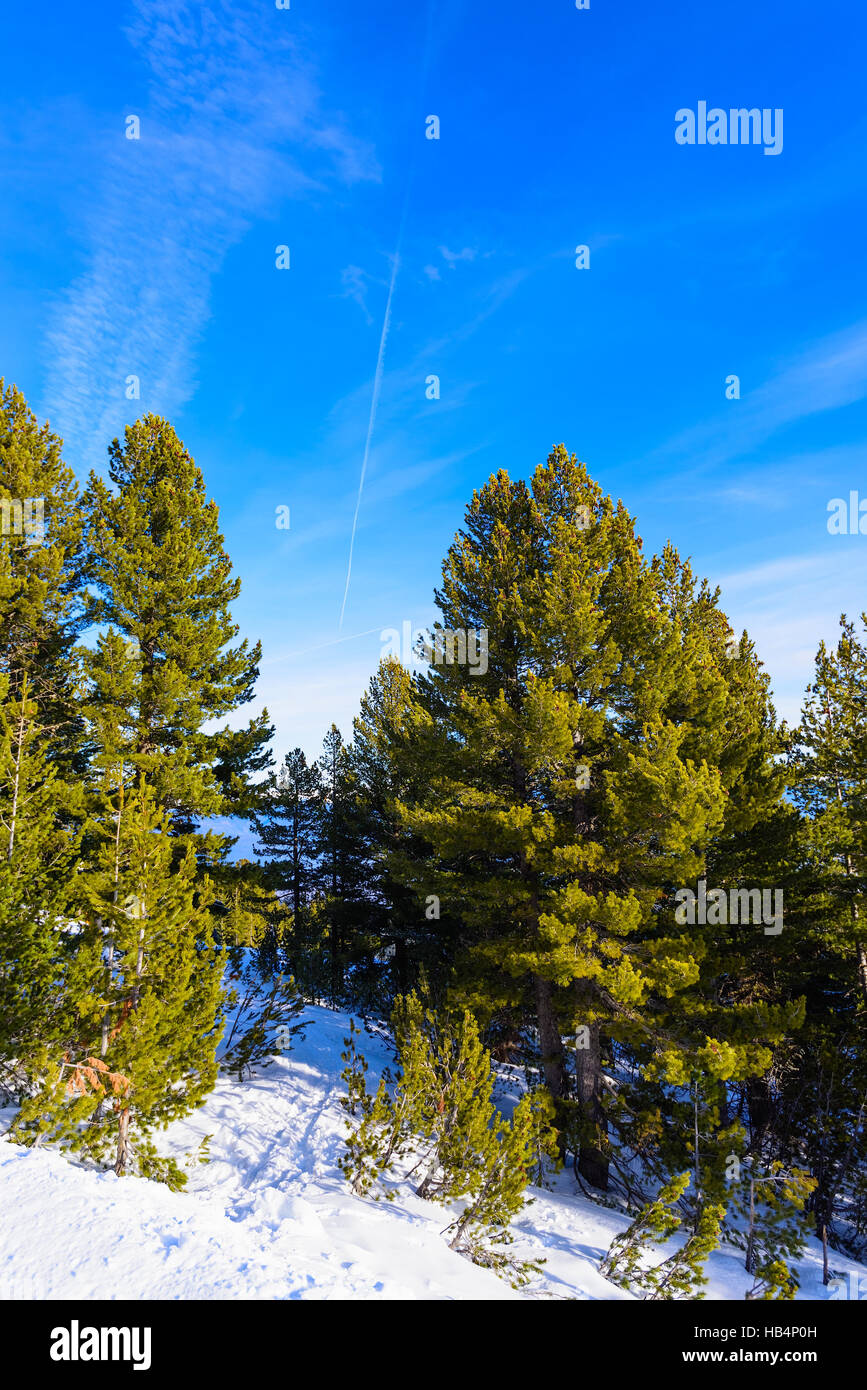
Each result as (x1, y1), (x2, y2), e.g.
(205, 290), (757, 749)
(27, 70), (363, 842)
(340, 989), (557, 1283)
(732, 1158), (815, 1299)
(16, 779), (224, 1187)
(252, 748), (323, 992)
(599, 1173), (689, 1288)
(791, 616), (867, 1006)
(0, 384), (88, 1096)
(394, 446), (784, 1194)
(0, 380), (87, 766)
(313, 725), (369, 1004)
(351, 658), (453, 1001)
(774, 617), (867, 1279)
(0, 673), (81, 1094)
(645, 1199), (726, 1300)
(82, 414), (273, 861)
(340, 1018), (371, 1119)
(442, 1088), (556, 1287)
(10, 611), (227, 1183)
(599, 1172), (724, 1299)
(390, 990), (505, 1202)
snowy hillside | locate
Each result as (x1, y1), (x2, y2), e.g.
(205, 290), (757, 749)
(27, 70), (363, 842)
(1, 1006), (862, 1302)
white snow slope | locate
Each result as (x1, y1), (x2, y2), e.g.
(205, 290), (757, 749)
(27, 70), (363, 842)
(0, 1005), (863, 1301)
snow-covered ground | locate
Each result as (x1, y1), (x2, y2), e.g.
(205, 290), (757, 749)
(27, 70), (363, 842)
(1, 1006), (863, 1301)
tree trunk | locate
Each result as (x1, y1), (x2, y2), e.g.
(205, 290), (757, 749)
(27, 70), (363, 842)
(292, 806), (302, 938)
(330, 919), (339, 1006)
(6, 694), (28, 862)
(567, 730), (608, 1189)
(97, 769), (125, 1127)
(812, 1184), (832, 1284)
(841, 851), (867, 1008)
(113, 891), (145, 1176)
(574, 981), (609, 1190)
(394, 938), (409, 997)
(747, 1075), (772, 1147)
(745, 1177), (757, 1275)
(855, 933), (867, 1009)
(534, 974), (566, 1097)
(114, 1106), (130, 1176)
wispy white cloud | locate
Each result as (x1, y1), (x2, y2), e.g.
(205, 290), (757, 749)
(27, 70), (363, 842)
(340, 265), (376, 324)
(640, 320), (867, 481)
(439, 245), (476, 268)
(718, 553), (832, 596)
(42, 0), (378, 469)
(715, 548), (867, 725)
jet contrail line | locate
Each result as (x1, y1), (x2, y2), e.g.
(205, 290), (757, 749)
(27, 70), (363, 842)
(337, 213), (406, 630)
(262, 625), (384, 666)
(337, 0), (433, 631)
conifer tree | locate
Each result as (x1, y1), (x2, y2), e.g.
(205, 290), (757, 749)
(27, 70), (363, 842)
(599, 1173), (689, 1288)
(791, 615), (867, 1006)
(0, 380), (86, 761)
(82, 415), (273, 861)
(645, 1199), (726, 1300)
(732, 1159), (814, 1299)
(350, 659), (446, 1000)
(394, 446), (785, 1193)
(443, 1087), (556, 1287)
(0, 673), (81, 1093)
(340, 990), (557, 1282)
(776, 616), (867, 1277)
(313, 725), (369, 1003)
(340, 1018), (371, 1119)
(11, 615), (226, 1183)
(16, 779), (224, 1187)
(0, 386), (87, 1097)
(252, 748), (323, 990)
(599, 1172), (724, 1299)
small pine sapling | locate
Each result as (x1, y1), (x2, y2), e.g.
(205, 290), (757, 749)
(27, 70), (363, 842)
(340, 1019), (371, 1118)
(599, 1172), (724, 1300)
(734, 1160), (816, 1300)
(598, 1172), (689, 1289)
(220, 953), (307, 1081)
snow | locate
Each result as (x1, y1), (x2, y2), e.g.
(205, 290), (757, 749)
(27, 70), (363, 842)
(1, 1005), (863, 1301)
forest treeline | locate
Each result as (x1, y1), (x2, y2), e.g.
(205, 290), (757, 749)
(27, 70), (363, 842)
(1, 379), (865, 1293)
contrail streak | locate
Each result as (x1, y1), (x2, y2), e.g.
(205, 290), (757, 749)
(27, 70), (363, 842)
(337, 212), (406, 630)
(337, 0), (433, 630)
(262, 625), (384, 666)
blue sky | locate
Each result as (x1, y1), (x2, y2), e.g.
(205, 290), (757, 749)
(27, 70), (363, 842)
(2, 0), (867, 776)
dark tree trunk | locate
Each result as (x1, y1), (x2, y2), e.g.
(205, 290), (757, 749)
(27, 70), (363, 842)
(814, 1203), (831, 1286)
(574, 981), (609, 1190)
(114, 1107), (130, 1177)
(394, 938), (409, 997)
(330, 919), (339, 1005)
(747, 1075), (773, 1147)
(534, 974), (566, 1098)
(812, 1186), (832, 1284)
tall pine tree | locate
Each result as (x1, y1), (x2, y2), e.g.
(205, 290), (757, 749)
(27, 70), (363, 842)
(82, 414), (273, 864)
(394, 446), (786, 1195)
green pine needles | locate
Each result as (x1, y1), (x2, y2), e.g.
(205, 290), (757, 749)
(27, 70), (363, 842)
(340, 992), (558, 1287)
(0, 397), (271, 1185)
(598, 1174), (725, 1300)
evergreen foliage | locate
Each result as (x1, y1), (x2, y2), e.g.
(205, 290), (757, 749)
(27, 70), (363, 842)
(0, 394), (865, 1296)
(340, 990), (558, 1284)
(599, 1173), (724, 1299)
